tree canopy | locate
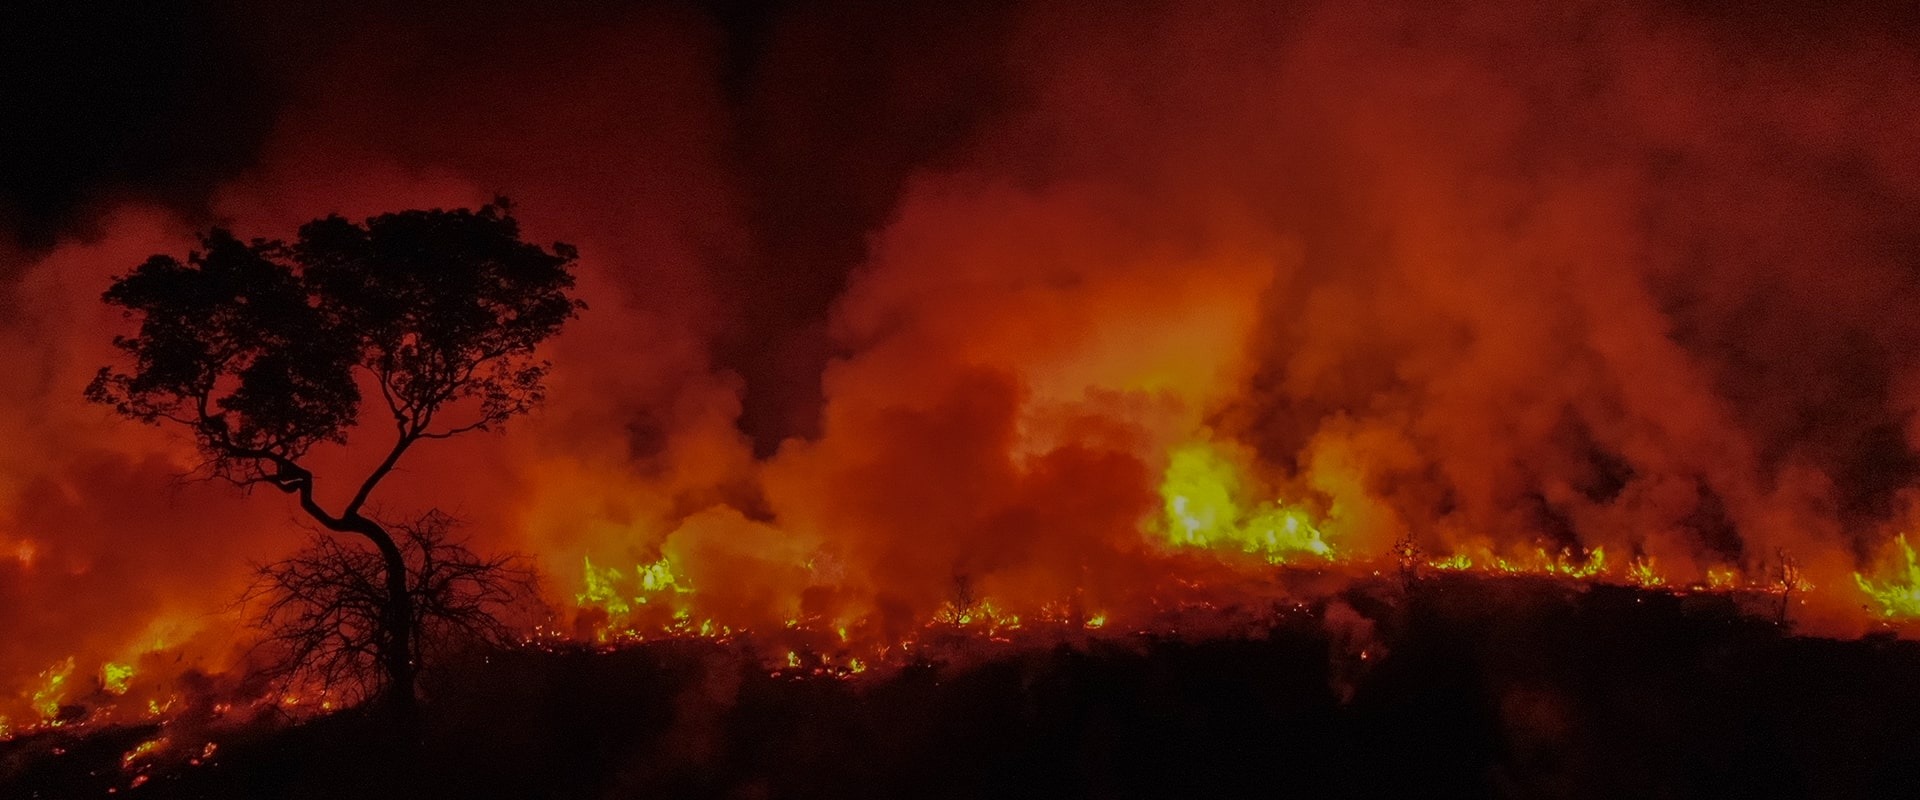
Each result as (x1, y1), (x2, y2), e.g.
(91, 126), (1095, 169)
(89, 198), (582, 709)
(88, 199), (582, 493)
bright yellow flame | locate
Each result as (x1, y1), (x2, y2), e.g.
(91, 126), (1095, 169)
(1158, 441), (1332, 563)
(576, 553), (693, 627)
(102, 662), (134, 695)
(1856, 534), (1920, 619)
(576, 555), (630, 616)
(1163, 443), (1241, 546)
(1626, 557), (1664, 588)
(30, 658), (74, 722)
(637, 557), (681, 594)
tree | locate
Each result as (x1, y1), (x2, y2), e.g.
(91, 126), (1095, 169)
(246, 510), (541, 706)
(1773, 548), (1809, 629)
(88, 199), (583, 713)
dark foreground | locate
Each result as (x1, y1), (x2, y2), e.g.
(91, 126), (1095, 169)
(7, 577), (1920, 799)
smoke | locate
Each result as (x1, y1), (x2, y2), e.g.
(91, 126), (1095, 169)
(6, 0), (1920, 718)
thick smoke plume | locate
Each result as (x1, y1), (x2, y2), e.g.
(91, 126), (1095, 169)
(6, 0), (1920, 721)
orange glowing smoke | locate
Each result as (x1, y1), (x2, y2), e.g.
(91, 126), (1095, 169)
(8, 0), (1920, 732)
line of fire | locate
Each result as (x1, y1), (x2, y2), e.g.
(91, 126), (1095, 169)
(6, 1), (1920, 797)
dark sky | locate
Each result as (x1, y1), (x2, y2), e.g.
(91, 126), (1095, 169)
(2, 2), (280, 250)
(1, 0), (1024, 452)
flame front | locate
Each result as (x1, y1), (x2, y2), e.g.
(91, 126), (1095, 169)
(5, 0), (1920, 742)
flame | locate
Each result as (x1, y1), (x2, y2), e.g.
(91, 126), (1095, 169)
(1855, 535), (1920, 619)
(1706, 567), (1742, 591)
(1626, 558), (1665, 588)
(28, 658), (74, 724)
(6, 0), (1920, 734)
(101, 662), (134, 695)
(572, 553), (711, 643)
(1159, 440), (1333, 563)
(121, 736), (167, 770)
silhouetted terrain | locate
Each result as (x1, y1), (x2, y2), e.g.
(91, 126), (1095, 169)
(7, 576), (1920, 799)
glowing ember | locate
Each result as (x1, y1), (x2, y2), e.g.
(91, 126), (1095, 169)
(121, 736), (166, 770)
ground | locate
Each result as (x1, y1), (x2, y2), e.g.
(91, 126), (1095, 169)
(6, 576), (1920, 799)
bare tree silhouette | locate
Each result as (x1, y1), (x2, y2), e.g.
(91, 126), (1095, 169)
(245, 511), (541, 706)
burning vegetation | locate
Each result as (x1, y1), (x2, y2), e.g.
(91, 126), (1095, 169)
(6, 0), (1920, 795)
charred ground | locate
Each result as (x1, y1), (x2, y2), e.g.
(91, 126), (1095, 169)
(5, 575), (1918, 799)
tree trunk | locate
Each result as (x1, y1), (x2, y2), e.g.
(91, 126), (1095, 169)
(366, 527), (417, 721)
(274, 457), (419, 722)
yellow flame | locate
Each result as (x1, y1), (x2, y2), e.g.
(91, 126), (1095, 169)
(30, 658), (74, 722)
(102, 662), (134, 695)
(576, 553), (693, 627)
(1856, 534), (1920, 619)
(1626, 557), (1664, 588)
(637, 557), (681, 594)
(1158, 441), (1332, 563)
(576, 555), (630, 616)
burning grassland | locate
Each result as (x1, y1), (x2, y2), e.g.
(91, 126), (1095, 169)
(5, 3), (1920, 786)
(8, 571), (1920, 798)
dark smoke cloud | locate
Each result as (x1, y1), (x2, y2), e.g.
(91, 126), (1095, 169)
(2, 0), (1025, 453)
(8, 0), (1920, 719)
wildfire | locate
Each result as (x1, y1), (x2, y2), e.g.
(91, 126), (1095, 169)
(121, 736), (166, 770)
(576, 554), (695, 627)
(5, 426), (1896, 748)
(101, 662), (134, 695)
(1855, 535), (1920, 620)
(533, 433), (1863, 668)
(28, 658), (74, 724)
(1159, 440), (1333, 563)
